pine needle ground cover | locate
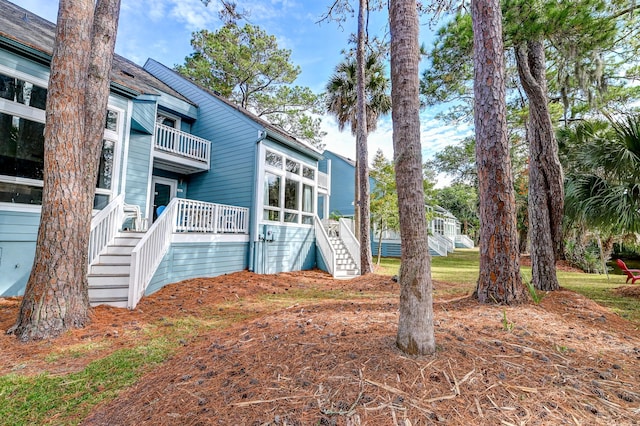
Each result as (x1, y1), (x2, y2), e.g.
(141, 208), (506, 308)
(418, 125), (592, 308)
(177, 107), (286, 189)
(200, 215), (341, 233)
(1, 252), (639, 425)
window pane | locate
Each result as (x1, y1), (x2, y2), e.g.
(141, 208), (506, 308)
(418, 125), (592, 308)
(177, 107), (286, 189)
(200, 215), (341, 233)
(0, 112), (45, 180)
(0, 181), (42, 204)
(0, 73), (47, 110)
(264, 172), (280, 207)
(265, 150), (283, 168)
(302, 215), (313, 225)
(286, 159), (300, 174)
(93, 193), (110, 210)
(303, 166), (314, 180)
(303, 184), (313, 213)
(285, 178), (298, 210)
(284, 212), (298, 223)
(105, 110), (118, 131)
(263, 209), (279, 221)
(96, 140), (114, 189)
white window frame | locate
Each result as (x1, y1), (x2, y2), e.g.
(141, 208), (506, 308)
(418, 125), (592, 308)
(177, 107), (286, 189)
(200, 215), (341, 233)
(0, 65), (124, 211)
(258, 144), (317, 227)
(156, 109), (181, 130)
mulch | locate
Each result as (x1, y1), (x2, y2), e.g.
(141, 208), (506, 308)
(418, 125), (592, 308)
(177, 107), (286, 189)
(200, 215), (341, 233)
(2, 270), (640, 425)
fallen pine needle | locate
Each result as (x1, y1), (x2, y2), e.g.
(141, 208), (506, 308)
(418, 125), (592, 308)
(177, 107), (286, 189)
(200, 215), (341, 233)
(231, 395), (308, 407)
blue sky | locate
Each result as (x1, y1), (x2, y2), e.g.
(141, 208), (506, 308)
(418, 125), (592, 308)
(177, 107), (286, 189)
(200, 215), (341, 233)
(12, 0), (471, 182)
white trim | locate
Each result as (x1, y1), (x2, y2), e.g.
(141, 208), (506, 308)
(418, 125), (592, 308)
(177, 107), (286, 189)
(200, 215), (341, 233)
(150, 176), (178, 222)
(0, 202), (41, 213)
(0, 99), (46, 122)
(156, 109), (182, 130)
(0, 62), (49, 88)
(144, 103), (160, 220)
(118, 99), (134, 195)
(172, 233), (250, 244)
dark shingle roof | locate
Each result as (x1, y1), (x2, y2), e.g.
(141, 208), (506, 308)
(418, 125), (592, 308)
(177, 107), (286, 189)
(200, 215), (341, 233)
(0, 0), (193, 104)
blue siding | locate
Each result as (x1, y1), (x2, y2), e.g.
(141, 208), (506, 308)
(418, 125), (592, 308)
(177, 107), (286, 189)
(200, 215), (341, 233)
(125, 132), (152, 212)
(144, 59), (259, 210)
(320, 151), (356, 217)
(371, 241), (439, 258)
(253, 224), (316, 274)
(0, 210), (40, 295)
(145, 241), (249, 295)
(131, 99), (156, 134)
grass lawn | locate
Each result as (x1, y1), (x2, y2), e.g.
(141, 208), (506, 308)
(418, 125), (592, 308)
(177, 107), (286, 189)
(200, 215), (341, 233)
(377, 248), (640, 324)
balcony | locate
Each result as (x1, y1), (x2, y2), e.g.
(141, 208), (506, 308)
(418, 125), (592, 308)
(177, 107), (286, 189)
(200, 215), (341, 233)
(153, 123), (211, 174)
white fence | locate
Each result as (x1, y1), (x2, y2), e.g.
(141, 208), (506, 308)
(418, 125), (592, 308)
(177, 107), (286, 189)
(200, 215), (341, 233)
(155, 122), (211, 165)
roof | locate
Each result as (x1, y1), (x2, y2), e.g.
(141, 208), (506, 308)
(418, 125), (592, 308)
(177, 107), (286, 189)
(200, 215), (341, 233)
(144, 58), (324, 160)
(324, 150), (356, 167)
(0, 0), (193, 104)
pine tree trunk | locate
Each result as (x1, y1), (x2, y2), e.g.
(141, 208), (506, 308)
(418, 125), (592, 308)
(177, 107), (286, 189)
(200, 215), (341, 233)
(390, 0), (435, 355)
(472, 0), (528, 304)
(10, 0), (121, 341)
(515, 40), (564, 291)
(356, 0), (373, 274)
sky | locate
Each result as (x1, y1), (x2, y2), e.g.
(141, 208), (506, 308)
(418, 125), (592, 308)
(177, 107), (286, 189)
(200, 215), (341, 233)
(12, 0), (472, 184)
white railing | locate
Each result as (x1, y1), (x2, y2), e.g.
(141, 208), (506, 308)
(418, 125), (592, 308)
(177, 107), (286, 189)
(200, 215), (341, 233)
(155, 122), (211, 166)
(128, 198), (250, 308)
(318, 171), (330, 194)
(339, 218), (361, 272)
(429, 233), (452, 256)
(174, 199), (249, 234)
(128, 198), (179, 309)
(455, 234), (475, 248)
(315, 216), (335, 275)
(88, 194), (125, 266)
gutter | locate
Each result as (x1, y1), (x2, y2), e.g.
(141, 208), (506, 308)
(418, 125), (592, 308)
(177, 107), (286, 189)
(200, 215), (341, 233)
(248, 129), (268, 272)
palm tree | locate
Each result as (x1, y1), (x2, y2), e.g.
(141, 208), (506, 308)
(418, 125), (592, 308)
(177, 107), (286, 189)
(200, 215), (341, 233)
(325, 48), (391, 274)
(325, 52), (391, 136)
(562, 116), (640, 234)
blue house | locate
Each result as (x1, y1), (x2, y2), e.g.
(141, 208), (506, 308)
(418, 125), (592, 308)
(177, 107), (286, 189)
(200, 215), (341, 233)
(0, 0), (360, 308)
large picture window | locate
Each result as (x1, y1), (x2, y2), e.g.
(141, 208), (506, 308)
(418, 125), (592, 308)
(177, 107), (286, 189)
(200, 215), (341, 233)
(262, 148), (316, 225)
(0, 68), (121, 208)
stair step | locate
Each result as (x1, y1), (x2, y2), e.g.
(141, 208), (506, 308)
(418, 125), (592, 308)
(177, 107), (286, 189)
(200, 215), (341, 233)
(89, 285), (129, 300)
(98, 253), (132, 263)
(113, 236), (143, 246)
(90, 263), (131, 275)
(105, 245), (136, 255)
(88, 273), (129, 286)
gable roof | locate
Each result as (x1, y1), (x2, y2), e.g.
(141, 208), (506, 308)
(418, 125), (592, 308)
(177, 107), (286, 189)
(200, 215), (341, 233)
(0, 0), (193, 104)
(324, 150), (356, 167)
(144, 58), (323, 160)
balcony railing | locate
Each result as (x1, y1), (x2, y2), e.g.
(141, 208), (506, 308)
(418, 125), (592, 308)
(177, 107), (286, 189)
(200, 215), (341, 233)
(154, 122), (211, 168)
(318, 171), (330, 194)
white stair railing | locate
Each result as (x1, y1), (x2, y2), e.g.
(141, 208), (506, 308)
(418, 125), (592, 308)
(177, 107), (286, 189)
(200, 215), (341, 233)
(339, 218), (360, 272)
(315, 216), (335, 275)
(88, 194), (125, 266)
(128, 198), (179, 309)
(455, 234), (475, 248)
(429, 233), (452, 256)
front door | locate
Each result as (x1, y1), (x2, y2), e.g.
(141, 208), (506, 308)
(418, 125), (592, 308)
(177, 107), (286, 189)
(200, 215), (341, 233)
(151, 176), (177, 223)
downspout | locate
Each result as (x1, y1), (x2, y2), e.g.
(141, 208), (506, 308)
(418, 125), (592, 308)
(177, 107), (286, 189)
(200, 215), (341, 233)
(248, 129), (267, 272)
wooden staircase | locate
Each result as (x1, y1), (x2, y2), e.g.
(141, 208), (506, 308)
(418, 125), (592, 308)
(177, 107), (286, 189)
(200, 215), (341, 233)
(88, 231), (144, 308)
(329, 236), (359, 278)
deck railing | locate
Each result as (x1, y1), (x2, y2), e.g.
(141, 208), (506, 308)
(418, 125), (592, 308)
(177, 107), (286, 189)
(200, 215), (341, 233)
(128, 199), (250, 308)
(318, 171), (330, 194)
(339, 218), (360, 272)
(174, 199), (249, 233)
(88, 194), (125, 266)
(155, 122), (211, 166)
(315, 216), (335, 275)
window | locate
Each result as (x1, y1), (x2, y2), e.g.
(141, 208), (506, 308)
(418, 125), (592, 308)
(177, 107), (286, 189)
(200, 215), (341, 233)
(0, 68), (121, 209)
(262, 147), (317, 225)
(0, 73), (47, 110)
